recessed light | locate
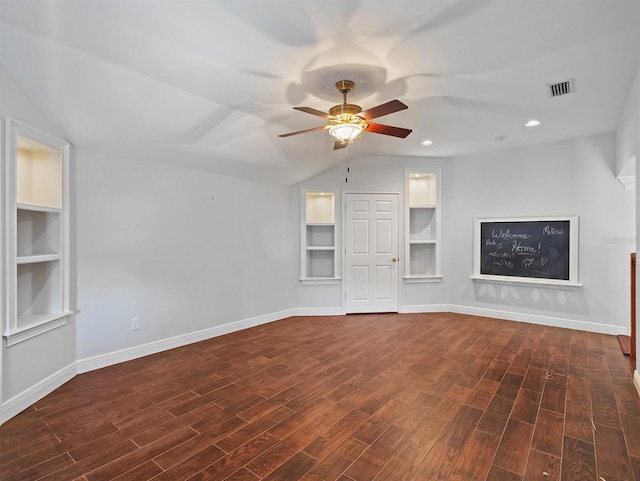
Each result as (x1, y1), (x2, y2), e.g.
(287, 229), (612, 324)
(421, 140), (433, 146)
(525, 119), (541, 127)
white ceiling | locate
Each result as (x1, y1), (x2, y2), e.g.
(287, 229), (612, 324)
(1, 0), (639, 185)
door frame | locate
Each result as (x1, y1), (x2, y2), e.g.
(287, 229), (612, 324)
(341, 191), (403, 314)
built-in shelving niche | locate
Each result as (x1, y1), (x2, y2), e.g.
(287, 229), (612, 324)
(404, 169), (442, 282)
(3, 119), (72, 346)
(301, 191), (340, 283)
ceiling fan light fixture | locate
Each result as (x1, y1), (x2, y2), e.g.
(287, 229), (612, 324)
(329, 122), (364, 143)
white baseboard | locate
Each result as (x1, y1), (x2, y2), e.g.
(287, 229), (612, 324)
(1, 362), (76, 425)
(448, 304), (627, 336)
(634, 371), (640, 398)
(400, 304), (449, 314)
(290, 307), (344, 316)
(77, 309), (296, 374)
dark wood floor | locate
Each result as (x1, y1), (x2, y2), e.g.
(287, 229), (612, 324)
(1, 313), (639, 481)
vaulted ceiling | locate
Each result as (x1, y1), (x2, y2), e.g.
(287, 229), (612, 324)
(1, 0), (639, 185)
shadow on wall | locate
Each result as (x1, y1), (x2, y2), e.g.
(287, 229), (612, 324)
(468, 282), (591, 316)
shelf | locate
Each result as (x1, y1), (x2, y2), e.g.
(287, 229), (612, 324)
(409, 205), (436, 209)
(17, 138), (62, 209)
(306, 246), (335, 251)
(409, 207), (435, 242)
(17, 261), (62, 318)
(306, 192), (335, 224)
(17, 202), (62, 213)
(409, 240), (436, 244)
(306, 249), (335, 278)
(404, 275), (443, 284)
(17, 254), (61, 264)
(408, 173), (437, 207)
(306, 224), (335, 247)
(17, 208), (61, 257)
(4, 312), (72, 346)
(409, 243), (436, 276)
(299, 277), (342, 285)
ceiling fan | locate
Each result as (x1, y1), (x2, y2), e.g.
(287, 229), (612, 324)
(278, 80), (412, 150)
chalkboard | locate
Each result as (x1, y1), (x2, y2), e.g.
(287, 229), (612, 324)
(473, 216), (579, 284)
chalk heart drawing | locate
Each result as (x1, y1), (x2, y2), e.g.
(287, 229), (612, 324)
(541, 257), (549, 266)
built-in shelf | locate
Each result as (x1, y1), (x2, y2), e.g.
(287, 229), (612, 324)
(404, 170), (442, 282)
(4, 312), (72, 347)
(3, 119), (72, 345)
(301, 191), (340, 282)
(17, 254), (62, 264)
(17, 202), (62, 213)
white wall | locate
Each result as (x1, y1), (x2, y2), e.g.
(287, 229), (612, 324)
(294, 135), (634, 336)
(293, 155), (451, 312)
(75, 149), (294, 361)
(448, 134), (634, 334)
(0, 65), (75, 404)
(0, 64), (76, 405)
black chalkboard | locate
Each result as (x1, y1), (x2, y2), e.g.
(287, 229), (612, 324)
(480, 220), (571, 280)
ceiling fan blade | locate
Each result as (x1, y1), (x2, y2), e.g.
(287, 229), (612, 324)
(333, 140), (347, 150)
(359, 100), (408, 120)
(278, 125), (328, 138)
(293, 106), (333, 119)
(365, 122), (413, 138)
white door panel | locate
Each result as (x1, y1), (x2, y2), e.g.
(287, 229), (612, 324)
(345, 193), (399, 313)
(376, 219), (392, 253)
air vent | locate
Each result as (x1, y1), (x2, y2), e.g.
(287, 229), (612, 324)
(547, 79), (574, 97)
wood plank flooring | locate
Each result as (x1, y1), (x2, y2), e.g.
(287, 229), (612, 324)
(1, 313), (639, 481)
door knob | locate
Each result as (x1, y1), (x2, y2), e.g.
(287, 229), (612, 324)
(391, 257), (398, 262)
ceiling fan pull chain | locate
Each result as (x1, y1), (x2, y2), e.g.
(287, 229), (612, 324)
(345, 143), (350, 183)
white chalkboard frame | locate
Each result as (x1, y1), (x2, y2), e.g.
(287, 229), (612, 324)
(471, 215), (581, 287)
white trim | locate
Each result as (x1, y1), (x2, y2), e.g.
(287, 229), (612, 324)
(469, 275), (582, 289)
(400, 304), (450, 314)
(291, 307), (344, 316)
(634, 370), (640, 398)
(77, 309), (296, 374)
(299, 278), (342, 285)
(404, 275), (443, 284)
(0, 362), (76, 425)
(617, 175), (635, 190)
(473, 215), (579, 286)
(448, 304), (627, 336)
(4, 314), (70, 346)
(342, 191), (402, 314)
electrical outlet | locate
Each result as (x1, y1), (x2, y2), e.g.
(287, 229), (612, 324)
(284, 289), (290, 299)
(131, 317), (140, 331)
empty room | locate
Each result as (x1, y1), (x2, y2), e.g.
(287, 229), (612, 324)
(1, 1), (640, 480)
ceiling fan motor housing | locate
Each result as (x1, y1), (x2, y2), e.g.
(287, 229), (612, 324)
(329, 103), (364, 124)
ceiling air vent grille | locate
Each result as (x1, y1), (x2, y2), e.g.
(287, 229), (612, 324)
(547, 79), (574, 97)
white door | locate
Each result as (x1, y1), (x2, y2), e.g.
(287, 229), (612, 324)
(345, 193), (400, 313)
